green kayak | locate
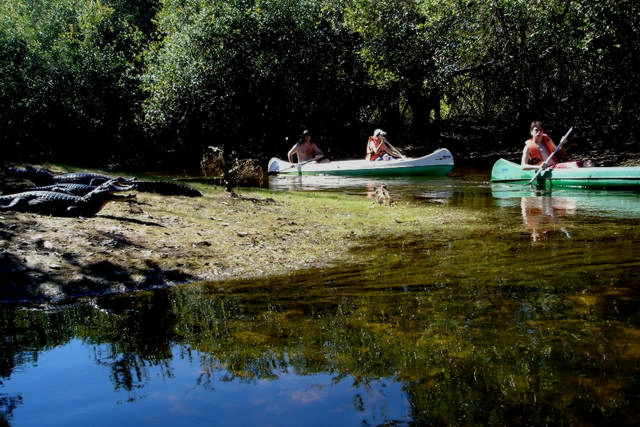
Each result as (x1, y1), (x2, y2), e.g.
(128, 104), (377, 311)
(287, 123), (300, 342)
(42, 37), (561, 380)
(491, 158), (640, 189)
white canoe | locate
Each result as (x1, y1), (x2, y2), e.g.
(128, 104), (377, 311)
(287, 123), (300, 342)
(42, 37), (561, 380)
(268, 148), (454, 177)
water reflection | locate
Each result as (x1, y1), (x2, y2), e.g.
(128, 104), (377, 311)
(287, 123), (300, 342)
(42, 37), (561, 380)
(2, 218), (640, 426)
(492, 184), (640, 244)
(492, 183), (640, 219)
(267, 171), (500, 211)
(269, 173), (457, 201)
(3, 338), (407, 426)
(2, 174), (640, 425)
(520, 196), (574, 242)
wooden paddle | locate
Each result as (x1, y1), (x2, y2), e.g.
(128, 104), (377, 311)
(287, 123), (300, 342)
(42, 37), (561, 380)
(385, 140), (406, 159)
(375, 137), (406, 159)
(527, 127), (573, 185)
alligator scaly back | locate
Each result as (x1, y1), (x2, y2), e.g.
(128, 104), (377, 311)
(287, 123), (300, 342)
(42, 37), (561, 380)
(51, 172), (132, 186)
(29, 182), (136, 197)
(9, 165), (202, 197)
(8, 165), (119, 186)
(0, 179), (135, 217)
(28, 183), (104, 196)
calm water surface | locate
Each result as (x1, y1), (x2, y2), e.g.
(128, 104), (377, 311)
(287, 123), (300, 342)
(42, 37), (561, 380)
(2, 169), (640, 426)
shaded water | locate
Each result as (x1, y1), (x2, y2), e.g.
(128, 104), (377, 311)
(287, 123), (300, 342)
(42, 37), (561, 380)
(2, 170), (640, 425)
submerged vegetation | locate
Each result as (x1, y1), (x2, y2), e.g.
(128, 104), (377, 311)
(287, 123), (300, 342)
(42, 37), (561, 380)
(1, 0), (639, 168)
(2, 219), (639, 423)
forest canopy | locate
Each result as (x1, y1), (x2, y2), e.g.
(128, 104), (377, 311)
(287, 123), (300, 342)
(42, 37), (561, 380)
(1, 0), (638, 168)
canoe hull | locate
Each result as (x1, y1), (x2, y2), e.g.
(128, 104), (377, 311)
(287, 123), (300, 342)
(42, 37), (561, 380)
(268, 148), (454, 177)
(491, 158), (640, 189)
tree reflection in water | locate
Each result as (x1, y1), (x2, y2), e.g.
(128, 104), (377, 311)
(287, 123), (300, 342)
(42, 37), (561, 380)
(2, 223), (640, 425)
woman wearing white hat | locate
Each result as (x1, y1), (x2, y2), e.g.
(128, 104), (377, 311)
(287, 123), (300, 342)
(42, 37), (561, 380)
(366, 129), (398, 161)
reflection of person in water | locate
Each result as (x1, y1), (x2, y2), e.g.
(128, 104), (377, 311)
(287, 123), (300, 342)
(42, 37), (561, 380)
(521, 196), (574, 242)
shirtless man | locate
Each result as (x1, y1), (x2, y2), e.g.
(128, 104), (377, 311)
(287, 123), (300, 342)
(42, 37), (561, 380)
(287, 130), (327, 163)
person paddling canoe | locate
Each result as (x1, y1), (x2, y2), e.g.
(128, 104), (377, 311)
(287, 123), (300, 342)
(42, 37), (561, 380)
(521, 121), (588, 170)
(366, 129), (400, 161)
(287, 129), (329, 164)
(521, 121), (563, 170)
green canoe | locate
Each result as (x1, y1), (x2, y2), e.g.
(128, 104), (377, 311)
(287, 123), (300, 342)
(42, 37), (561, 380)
(491, 158), (640, 189)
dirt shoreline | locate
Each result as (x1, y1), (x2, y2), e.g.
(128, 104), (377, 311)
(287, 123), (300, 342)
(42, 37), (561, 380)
(1, 176), (479, 303)
(0, 190), (311, 301)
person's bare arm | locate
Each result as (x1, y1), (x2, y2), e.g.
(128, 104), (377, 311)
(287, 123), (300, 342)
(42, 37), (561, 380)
(287, 144), (298, 163)
(521, 146), (540, 170)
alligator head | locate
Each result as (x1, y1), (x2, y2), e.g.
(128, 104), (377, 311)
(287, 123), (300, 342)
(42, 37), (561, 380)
(95, 178), (137, 193)
(74, 179), (137, 216)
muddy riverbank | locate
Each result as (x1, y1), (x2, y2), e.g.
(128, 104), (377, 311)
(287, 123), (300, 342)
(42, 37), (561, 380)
(0, 169), (479, 302)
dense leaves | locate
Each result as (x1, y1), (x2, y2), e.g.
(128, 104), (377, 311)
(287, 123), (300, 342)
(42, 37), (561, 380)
(0, 0), (145, 165)
(1, 0), (638, 167)
(143, 0), (371, 163)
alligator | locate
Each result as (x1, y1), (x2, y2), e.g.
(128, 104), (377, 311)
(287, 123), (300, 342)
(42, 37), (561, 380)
(29, 182), (135, 197)
(0, 179), (136, 217)
(8, 165), (202, 197)
(8, 165), (125, 186)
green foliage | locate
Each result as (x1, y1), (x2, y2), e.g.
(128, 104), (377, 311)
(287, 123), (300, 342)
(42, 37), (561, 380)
(424, 0), (640, 129)
(1, 0), (639, 166)
(143, 0), (370, 161)
(345, 0), (442, 135)
(0, 0), (144, 165)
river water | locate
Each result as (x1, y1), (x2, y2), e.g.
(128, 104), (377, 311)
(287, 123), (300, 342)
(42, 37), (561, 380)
(2, 170), (640, 426)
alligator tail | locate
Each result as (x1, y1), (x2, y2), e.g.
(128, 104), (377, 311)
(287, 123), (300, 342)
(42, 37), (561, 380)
(8, 165), (55, 185)
(134, 180), (202, 197)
